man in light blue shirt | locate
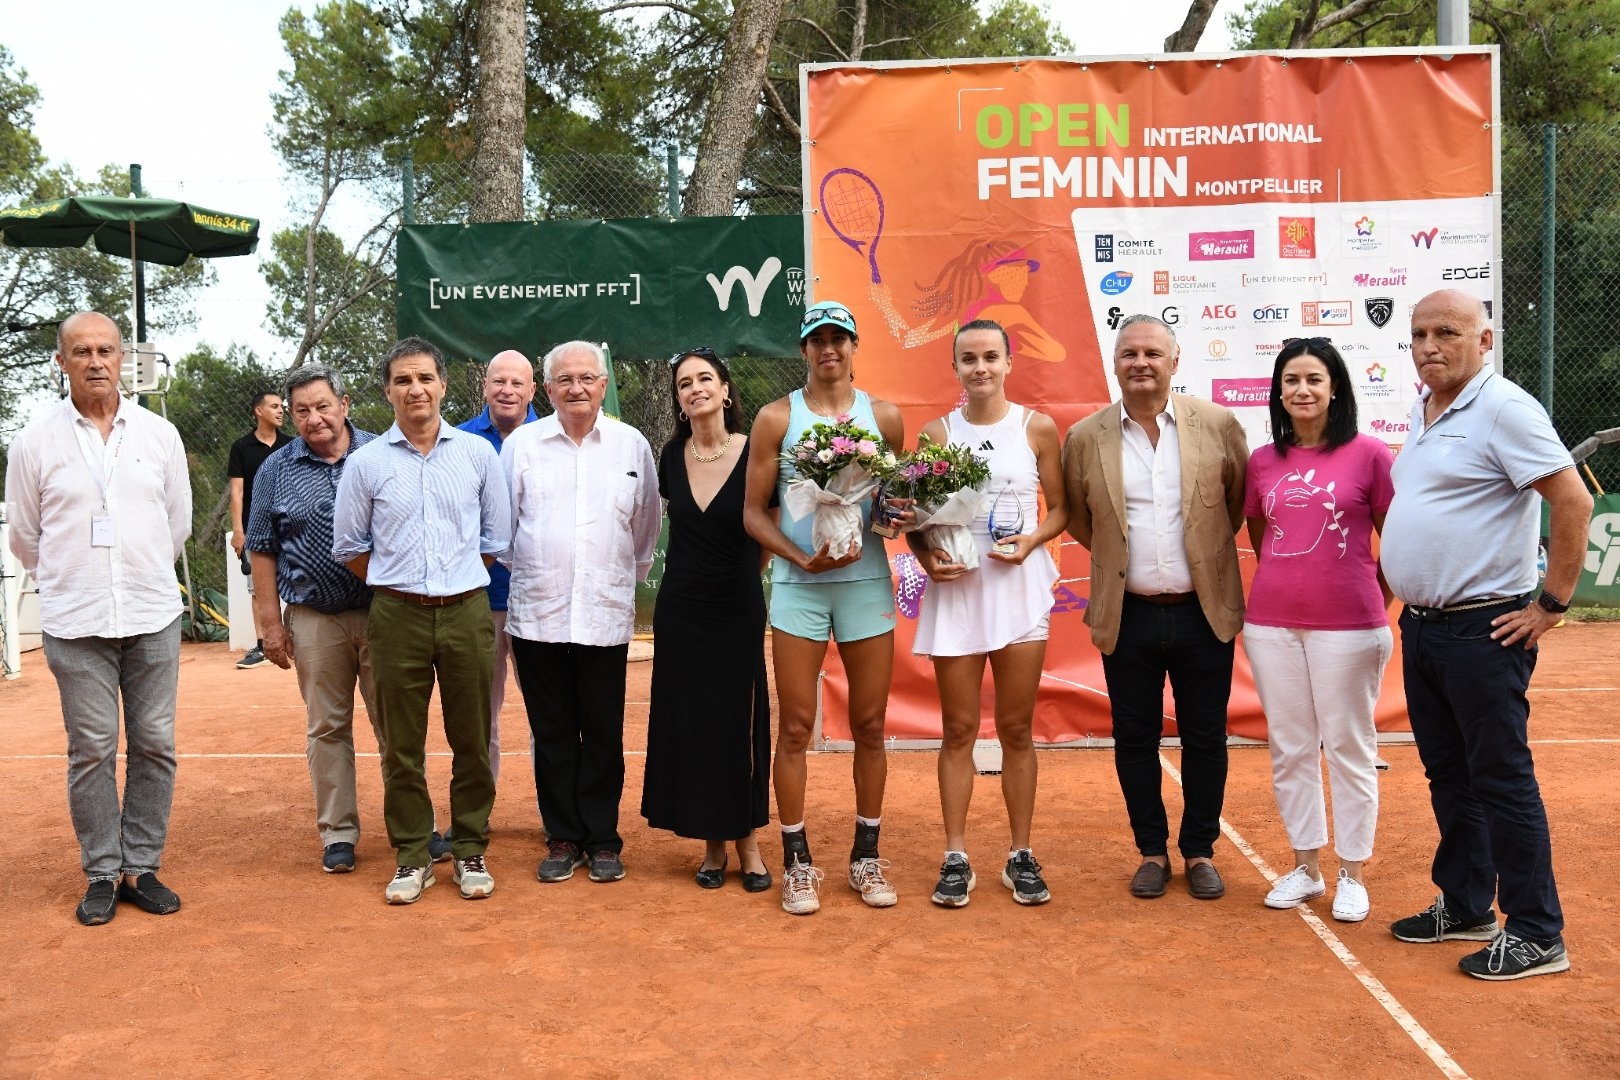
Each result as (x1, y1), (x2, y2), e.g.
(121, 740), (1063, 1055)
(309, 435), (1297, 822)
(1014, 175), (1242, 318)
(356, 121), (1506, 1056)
(332, 337), (511, 905)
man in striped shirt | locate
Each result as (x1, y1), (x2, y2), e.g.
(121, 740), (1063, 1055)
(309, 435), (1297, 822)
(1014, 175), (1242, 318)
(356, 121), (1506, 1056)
(332, 337), (511, 905)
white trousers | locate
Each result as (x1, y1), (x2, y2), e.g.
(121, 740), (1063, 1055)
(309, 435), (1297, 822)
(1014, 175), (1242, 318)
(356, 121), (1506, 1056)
(1244, 622), (1392, 862)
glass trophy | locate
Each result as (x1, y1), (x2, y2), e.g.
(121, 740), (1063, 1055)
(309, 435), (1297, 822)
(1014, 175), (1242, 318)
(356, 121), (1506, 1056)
(987, 483), (1024, 555)
(871, 475), (912, 538)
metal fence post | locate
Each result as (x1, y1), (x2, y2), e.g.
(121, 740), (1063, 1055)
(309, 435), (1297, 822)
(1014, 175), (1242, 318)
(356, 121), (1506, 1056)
(1540, 124), (1556, 417)
(403, 151), (416, 226)
(666, 145), (681, 218)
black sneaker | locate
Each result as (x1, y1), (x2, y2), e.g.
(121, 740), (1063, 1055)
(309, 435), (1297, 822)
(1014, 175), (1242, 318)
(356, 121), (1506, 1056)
(537, 839), (586, 882)
(1002, 851), (1052, 906)
(322, 842), (356, 874)
(588, 850), (626, 883)
(931, 854), (976, 908)
(1390, 895), (1500, 943)
(236, 646), (269, 669)
(1459, 932), (1570, 980)
(428, 830), (454, 863)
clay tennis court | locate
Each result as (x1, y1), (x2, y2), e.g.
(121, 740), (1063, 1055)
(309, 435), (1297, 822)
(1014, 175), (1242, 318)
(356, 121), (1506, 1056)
(2, 624), (1616, 1079)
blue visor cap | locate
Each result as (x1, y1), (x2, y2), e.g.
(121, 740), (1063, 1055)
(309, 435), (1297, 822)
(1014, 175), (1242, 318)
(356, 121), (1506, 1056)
(799, 302), (858, 341)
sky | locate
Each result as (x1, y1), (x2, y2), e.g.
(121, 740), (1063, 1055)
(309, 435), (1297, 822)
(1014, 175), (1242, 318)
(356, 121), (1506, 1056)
(4, 0), (1240, 378)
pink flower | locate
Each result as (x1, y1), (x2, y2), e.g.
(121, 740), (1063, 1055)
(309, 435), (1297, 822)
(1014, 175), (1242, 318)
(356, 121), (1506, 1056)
(830, 436), (857, 454)
(856, 439), (877, 456)
(836, 413), (853, 424)
(932, 459), (950, 476)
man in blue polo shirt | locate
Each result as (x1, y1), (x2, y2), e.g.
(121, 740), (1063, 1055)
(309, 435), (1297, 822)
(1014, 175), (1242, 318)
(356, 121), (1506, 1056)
(246, 364), (382, 875)
(1382, 289), (1593, 981)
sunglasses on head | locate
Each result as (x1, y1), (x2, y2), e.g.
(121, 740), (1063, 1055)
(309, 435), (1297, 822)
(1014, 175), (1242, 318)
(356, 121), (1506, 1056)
(1282, 336), (1333, 349)
(668, 346), (720, 366)
(800, 306), (855, 329)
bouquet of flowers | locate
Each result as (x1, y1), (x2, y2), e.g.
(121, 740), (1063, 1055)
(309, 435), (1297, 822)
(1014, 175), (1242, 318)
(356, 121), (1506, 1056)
(781, 414), (895, 559)
(895, 435), (992, 569)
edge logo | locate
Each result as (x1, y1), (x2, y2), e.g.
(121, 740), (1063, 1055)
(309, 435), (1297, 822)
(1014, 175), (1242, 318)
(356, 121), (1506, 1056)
(1365, 297), (1394, 329)
(1442, 265), (1491, 280)
(1100, 270), (1134, 295)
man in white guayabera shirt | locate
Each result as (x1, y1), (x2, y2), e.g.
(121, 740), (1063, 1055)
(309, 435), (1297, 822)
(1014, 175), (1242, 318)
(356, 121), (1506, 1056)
(6, 311), (192, 926)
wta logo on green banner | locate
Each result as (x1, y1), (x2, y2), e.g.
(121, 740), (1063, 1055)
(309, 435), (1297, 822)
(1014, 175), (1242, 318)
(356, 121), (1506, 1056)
(398, 217), (806, 362)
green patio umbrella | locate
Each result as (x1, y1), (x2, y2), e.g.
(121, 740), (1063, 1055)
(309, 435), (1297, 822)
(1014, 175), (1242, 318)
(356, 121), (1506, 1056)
(0, 195), (259, 266)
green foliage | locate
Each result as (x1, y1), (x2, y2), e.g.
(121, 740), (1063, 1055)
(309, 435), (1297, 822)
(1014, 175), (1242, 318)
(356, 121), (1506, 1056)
(261, 225), (394, 369)
(0, 45), (44, 192)
(1227, 0), (1620, 126)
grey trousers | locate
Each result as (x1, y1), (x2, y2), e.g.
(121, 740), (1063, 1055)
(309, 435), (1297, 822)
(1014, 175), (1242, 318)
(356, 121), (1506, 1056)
(286, 604), (383, 846)
(42, 617), (181, 882)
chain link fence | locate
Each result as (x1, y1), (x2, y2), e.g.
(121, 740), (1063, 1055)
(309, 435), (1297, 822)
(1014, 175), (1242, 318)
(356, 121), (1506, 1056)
(9, 136), (1620, 625)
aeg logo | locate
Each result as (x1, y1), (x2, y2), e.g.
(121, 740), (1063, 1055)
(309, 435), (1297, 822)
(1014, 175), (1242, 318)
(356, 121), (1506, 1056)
(1202, 304), (1236, 320)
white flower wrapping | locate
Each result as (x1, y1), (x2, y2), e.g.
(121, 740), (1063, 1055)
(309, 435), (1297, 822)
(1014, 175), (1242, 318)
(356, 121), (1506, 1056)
(783, 462), (882, 560)
(913, 486), (989, 570)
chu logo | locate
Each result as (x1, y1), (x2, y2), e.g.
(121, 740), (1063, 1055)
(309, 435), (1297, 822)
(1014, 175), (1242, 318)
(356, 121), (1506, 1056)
(1100, 270), (1134, 295)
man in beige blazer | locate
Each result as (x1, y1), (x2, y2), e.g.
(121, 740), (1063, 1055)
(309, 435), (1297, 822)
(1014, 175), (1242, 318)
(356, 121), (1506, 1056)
(1062, 314), (1248, 901)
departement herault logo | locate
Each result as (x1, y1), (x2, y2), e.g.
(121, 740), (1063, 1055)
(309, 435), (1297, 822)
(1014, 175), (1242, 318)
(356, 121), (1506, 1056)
(1189, 230), (1255, 261)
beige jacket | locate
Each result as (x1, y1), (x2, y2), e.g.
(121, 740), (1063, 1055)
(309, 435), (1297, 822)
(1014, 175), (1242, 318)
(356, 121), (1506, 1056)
(1061, 394), (1249, 655)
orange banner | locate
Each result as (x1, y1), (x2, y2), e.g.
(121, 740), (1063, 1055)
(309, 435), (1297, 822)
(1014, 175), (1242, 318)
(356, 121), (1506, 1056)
(804, 51), (1498, 743)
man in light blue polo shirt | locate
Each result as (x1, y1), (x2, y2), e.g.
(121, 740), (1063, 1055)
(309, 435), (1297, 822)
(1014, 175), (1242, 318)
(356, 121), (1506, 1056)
(332, 337), (511, 905)
(1381, 289), (1593, 981)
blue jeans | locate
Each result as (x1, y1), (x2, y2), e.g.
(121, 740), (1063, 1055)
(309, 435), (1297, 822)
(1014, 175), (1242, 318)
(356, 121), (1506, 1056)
(1401, 600), (1564, 943)
(42, 618), (181, 882)
(1100, 596), (1233, 859)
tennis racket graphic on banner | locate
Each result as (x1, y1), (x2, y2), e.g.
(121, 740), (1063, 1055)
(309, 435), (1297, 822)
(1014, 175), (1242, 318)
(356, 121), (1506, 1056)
(819, 167), (886, 284)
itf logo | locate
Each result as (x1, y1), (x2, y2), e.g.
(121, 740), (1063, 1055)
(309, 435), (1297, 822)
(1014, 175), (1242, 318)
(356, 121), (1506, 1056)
(1412, 227), (1440, 248)
(1587, 510), (1620, 587)
(706, 257), (782, 316)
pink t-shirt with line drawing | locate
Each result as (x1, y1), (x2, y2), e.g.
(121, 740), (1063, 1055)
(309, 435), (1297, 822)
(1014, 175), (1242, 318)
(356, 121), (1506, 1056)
(1244, 434), (1395, 630)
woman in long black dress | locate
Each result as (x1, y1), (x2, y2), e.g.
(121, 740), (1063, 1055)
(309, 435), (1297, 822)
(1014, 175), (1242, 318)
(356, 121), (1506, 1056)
(642, 348), (773, 891)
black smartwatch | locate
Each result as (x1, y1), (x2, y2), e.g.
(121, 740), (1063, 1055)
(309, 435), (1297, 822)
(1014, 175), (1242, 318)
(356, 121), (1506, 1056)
(1536, 591), (1570, 615)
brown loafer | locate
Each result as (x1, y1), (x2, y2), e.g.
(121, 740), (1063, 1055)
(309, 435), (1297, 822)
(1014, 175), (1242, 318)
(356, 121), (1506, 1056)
(1186, 861), (1226, 900)
(1129, 860), (1171, 898)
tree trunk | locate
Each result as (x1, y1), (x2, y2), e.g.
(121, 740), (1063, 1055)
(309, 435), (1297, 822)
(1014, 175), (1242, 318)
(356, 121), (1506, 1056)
(683, 0), (788, 217)
(1164, 0), (1218, 52)
(471, 0), (526, 223)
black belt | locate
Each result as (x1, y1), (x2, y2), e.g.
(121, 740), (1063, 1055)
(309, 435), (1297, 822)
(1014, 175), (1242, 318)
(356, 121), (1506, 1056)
(1125, 591), (1197, 606)
(1403, 594), (1528, 621)
(374, 586), (483, 608)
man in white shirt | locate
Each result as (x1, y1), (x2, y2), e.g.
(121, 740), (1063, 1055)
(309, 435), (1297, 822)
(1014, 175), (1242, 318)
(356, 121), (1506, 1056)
(1061, 314), (1248, 902)
(503, 340), (660, 885)
(5, 311), (193, 926)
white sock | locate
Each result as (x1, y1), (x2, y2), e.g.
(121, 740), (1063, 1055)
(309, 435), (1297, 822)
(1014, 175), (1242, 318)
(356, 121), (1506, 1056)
(855, 815), (881, 828)
(780, 821), (805, 834)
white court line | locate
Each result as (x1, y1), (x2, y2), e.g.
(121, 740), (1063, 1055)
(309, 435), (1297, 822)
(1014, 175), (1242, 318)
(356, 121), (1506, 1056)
(1527, 687), (1619, 693)
(2, 750), (651, 761)
(1158, 752), (1472, 1080)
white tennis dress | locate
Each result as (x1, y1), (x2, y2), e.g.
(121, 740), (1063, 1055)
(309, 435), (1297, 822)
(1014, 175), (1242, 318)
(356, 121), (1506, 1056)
(912, 404), (1059, 657)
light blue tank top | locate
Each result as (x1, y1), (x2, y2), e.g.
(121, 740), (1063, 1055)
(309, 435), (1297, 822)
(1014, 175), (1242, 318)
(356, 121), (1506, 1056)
(772, 388), (893, 584)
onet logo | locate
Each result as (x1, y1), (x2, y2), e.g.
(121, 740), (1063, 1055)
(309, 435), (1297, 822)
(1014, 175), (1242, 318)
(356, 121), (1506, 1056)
(1588, 512), (1620, 587)
(706, 258), (781, 316)
(1412, 228), (1440, 249)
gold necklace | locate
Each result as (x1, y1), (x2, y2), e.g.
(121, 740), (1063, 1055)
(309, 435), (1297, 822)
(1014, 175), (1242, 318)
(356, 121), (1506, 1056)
(803, 385), (854, 416)
(690, 432), (735, 463)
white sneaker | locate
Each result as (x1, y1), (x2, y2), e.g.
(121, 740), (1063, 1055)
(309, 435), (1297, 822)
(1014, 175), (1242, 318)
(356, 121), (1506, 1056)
(1264, 864), (1326, 909)
(782, 856), (825, 916)
(848, 857), (899, 908)
(454, 855), (495, 899)
(385, 865), (435, 905)
(1332, 869), (1370, 922)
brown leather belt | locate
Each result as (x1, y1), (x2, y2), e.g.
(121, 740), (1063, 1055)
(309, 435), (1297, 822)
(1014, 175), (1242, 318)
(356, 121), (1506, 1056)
(1403, 594), (1527, 621)
(374, 586), (484, 608)
(1125, 591), (1197, 606)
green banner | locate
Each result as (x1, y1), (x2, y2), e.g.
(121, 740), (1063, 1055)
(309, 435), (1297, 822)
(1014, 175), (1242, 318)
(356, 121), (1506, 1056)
(397, 217), (806, 362)
(1576, 493), (1620, 607)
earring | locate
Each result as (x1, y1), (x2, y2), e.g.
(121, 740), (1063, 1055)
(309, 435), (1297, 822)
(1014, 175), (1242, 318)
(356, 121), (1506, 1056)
(679, 411), (688, 422)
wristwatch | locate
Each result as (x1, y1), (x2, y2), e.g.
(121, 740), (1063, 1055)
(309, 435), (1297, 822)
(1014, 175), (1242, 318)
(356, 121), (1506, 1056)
(1536, 590), (1570, 615)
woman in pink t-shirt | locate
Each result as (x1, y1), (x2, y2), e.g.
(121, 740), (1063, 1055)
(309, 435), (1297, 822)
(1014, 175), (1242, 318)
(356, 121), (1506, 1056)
(1244, 337), (1394, 923)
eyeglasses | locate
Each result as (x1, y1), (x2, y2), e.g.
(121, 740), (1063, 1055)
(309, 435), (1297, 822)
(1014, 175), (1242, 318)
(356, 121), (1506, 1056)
(668, 346), (719, 366)
(551, 374), (602, 390)
(800, 306), (854, 329)
(1282, 336), (1333, 349)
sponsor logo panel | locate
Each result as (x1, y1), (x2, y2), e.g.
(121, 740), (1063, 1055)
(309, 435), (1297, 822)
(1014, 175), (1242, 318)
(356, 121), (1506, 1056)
(1189, 229), (1255, 261)
(1211, 378), (1273, 408)
(1301, 300), (1352, 326)
(1279, 216), (1316, 259)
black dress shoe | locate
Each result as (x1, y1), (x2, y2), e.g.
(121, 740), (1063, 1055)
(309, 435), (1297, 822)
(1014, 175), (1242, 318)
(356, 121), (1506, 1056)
(76, 880), (118, 925)
(117, 872), (182, 914)
(1186, 861), (1226, 900)
(1129, 860), (1171, 898)
(740, 869), (773, 893)
(695, 858), (727, 889)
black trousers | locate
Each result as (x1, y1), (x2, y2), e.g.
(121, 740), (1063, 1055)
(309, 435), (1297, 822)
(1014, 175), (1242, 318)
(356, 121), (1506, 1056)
(1099, 595), (1233, 859)
(510, 637), (630, 854)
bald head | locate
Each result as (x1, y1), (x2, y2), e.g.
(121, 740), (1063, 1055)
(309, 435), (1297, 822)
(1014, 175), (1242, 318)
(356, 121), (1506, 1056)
(55, 310), (125, 411)
(57, 311), (121, 355)
(1410, 289), (1492, 405)
(483, 348), (536, 435)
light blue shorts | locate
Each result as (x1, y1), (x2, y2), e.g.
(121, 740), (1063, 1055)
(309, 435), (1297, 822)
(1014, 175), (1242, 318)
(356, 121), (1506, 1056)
(770, 578), (896, 643)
